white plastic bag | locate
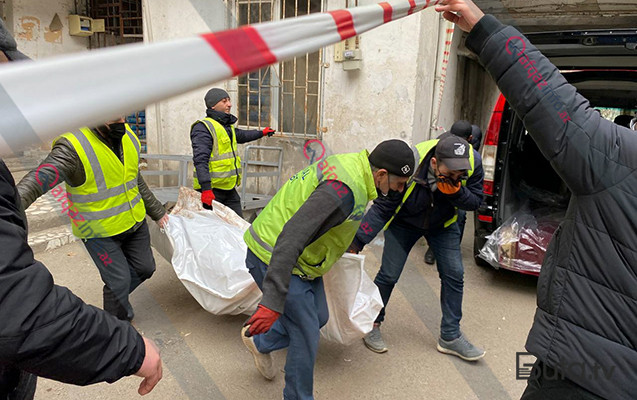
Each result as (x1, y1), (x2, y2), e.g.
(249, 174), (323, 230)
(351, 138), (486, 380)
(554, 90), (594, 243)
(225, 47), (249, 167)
(320, 253), (384, 345)
(154, 187), (383, 341)
(164, 187), (261, 315)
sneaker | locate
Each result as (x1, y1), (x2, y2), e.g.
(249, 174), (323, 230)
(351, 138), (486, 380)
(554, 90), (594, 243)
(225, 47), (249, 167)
(424, 247), (435, 265)
(363, 324), (388, 353)
(241, 326), (276, 379)
(437, 333), (485, 361)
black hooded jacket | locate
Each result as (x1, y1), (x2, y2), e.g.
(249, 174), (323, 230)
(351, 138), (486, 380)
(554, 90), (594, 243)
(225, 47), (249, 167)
(0, 159), (145, 386)
(190, 109), (264, 191)
(467, 15), (637, 400)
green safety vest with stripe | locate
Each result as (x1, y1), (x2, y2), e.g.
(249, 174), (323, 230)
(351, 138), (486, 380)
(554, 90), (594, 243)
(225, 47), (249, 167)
(192, 118), (242, 190)
(244, 150), (377, 280)
(54, 125), (146, 239)
(385, 139), (475, 229)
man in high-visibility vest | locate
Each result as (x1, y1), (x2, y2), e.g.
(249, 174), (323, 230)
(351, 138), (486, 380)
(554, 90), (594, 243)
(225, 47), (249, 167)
(425, 120), (483, 265)
(190, 88), (275, 217)
(17, 118), (169, 322)
(349, 134), (485, 360)
(241, 140), (415, 400)
(1, 23), (162, 398)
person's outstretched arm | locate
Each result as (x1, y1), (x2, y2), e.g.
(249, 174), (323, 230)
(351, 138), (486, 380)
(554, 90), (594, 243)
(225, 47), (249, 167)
(437, 0), (637, 195)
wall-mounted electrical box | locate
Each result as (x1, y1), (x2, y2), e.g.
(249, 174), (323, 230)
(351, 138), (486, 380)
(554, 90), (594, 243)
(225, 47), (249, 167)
(92, 18), (105, 33)
(69, 15), (93, 36)
(334, 36), (362, 71)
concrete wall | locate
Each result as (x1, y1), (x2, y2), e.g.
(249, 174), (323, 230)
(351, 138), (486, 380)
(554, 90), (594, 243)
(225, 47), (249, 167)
(10, 0), (89, 60)
(321, 0), (439, 154)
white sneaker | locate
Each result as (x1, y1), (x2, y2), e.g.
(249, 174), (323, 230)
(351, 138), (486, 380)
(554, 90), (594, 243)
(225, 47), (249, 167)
(241, 325), (276, 379)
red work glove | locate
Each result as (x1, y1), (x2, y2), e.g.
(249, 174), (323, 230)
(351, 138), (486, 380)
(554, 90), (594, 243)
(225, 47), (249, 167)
(201, 190), (215, 207)
(262, 127), (276, 137)
(245, 304), (280, 336)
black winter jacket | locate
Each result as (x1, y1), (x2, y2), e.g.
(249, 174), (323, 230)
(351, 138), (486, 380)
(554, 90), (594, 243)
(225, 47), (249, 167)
(467, 15), (637, 400)
(16, 129), (166, 222)
(0, 159), (145, 385)
(190, 109), (264, 191)
(352, 144), (484, 250)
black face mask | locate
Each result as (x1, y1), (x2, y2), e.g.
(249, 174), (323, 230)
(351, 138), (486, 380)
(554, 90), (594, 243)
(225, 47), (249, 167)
(106, 122), (127, 141)
(376, 174), (401, 197)
(98, 122), (126, 141)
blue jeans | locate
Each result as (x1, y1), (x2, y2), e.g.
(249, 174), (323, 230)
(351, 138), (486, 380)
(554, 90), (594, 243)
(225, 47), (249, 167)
(245, 250), (329, 400)
(374, 222), (464, 341)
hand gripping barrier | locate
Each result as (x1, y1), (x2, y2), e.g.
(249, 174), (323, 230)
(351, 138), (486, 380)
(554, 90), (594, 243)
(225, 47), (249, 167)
(0, 0), (441, 156)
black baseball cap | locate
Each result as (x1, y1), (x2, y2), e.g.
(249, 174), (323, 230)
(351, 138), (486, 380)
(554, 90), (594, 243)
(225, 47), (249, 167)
(369, 139), (415, 177)
(435, 135), (471, 171)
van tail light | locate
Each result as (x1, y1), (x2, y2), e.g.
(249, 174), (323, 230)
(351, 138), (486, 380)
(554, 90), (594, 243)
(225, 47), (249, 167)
(481, 93), (506, 196)
(478, 215), (493, 223)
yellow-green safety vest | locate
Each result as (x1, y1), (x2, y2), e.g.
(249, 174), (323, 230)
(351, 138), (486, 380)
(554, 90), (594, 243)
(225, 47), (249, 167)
(244, 150), (377, 280)
(192, 118), (242, 190)
(385, 139), (475, 229)
(54, 125), (146, 239)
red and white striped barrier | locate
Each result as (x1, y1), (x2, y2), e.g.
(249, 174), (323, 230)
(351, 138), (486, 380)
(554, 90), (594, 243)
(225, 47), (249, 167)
(0, 0), (441, 156)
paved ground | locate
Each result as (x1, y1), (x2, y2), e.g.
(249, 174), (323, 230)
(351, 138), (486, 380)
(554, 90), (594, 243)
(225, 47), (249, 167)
(32, 215), (538, 400)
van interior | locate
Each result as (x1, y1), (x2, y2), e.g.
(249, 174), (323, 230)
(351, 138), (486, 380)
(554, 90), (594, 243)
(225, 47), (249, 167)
(497, 69), (637, 225)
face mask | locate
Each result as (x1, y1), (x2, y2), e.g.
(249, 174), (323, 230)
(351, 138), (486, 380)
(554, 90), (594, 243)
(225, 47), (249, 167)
(105, 122), (127, 141)
(436, 174), (464, 195)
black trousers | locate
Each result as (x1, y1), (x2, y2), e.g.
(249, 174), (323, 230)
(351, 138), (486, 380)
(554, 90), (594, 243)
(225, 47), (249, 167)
(199, 187), (243, 217)
(521, 361), (604, 400)
(82, 220), (156, 321)
(0, 366), (36, 400)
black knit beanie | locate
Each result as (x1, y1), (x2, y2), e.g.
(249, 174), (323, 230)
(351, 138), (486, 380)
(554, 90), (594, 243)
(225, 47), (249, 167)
(369, 139), (415, 177)
(204, 88), (230, 108)
(449, 120), (472, 140)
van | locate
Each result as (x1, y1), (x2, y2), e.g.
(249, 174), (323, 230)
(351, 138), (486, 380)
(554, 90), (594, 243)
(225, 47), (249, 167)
(473, 28), (637, 275)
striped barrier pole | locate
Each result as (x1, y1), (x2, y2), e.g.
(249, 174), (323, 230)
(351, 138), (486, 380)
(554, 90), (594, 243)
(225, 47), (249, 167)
(0, 0), (442, 156)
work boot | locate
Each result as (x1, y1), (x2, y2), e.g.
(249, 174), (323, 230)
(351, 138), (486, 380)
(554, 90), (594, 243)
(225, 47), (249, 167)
(363, 323), (388, 353)
(241, 326), (276, 380)
(424, 247), (435, 265)
(437, 333), (485, 361)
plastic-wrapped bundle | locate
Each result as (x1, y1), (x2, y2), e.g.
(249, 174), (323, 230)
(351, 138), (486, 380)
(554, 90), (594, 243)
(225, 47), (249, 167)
(479, 207), (564, 274)
(164, 187), (261, 315)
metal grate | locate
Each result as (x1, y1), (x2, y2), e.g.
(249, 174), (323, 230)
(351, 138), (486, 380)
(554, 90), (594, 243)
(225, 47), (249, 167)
(234, 0), (322, 138)
(89, 0), (143, 48)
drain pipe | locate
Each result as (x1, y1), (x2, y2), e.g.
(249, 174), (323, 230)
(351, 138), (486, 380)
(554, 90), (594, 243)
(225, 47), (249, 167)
(429, 15), (453, 139)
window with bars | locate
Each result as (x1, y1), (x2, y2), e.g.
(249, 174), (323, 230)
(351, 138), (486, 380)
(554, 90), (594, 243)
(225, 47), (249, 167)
(235, 0), (322, 138)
